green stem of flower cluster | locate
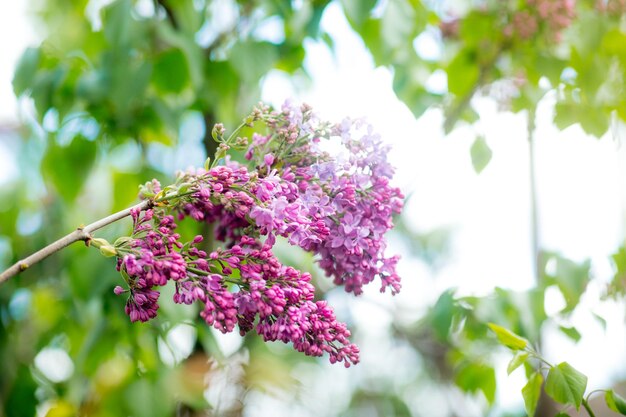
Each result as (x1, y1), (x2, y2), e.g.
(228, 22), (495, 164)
(210, 121), (248, 169)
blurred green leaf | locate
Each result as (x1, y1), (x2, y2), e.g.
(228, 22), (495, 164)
(41, 135), (97, 202)
(507, 351), (529, 375)
(470, 136), (492, 174)
(447, 52), (480, 97)
(431, 289), (455, 341)
(13, 48), (41, 96)
(606, 390), (626, 415)
(341, 0), (377, 28)
(522, 372), (543, 417)
(125, 379), (174, 417)
(455, 362), (496, 404)
(152, 49), (189, 93)
(229, 41), (279, 84)
(156, 23), (204, 90)
(543, 254), (590, 314)
(459, 11), (498, 47)
(558, 326), (581, 343)
(102, 0), (132, 47)
(5, 366), (37, 417)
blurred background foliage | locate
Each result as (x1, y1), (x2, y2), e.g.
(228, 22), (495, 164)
(2, 0), (626, 416)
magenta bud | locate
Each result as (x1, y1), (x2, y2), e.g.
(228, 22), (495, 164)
(114, 286), (125, 295)
(264, 153), (275, 166)
(193, 235), (204, 244)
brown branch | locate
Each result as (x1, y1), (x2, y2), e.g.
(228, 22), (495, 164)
(0, 200), (153, 285)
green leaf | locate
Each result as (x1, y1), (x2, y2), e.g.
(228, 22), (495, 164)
(447, 51), (480, 96)
(532, 54), (566, 87)
(229, 41), (278, 84)
(592, 312), (607, 331)
(102, 0), (132, 46)
(30, 68), (66, 119)
(470, 136), (492, 174)
(341, 0), (377, 28)
(487, 323), (528, 350)
(606, 390), (626, 415)
(381, 0), (425, 50)
(359, 18), (389, 65)
(543, 255), (590, 313)
(554, 414), (571, 417)
(275, 43), (306, 74)
(554, 102), (579, 131)
(455, 362), (496, 404)
(13, 47), (41, 96)
(601, 29), (626, 59)
(522, 372), (543, 417)
(156, 23), (204, 90)
(5, 366), (37, 417)
(545, 362), (588, 410)
(431, 289), (456, 341)
(554, 102), (609, 138)
(507, 351), (530, 375)
(578, 106), (610, 138)
(459, 11), (499, 47)
(152, 48), (189, 93)
(168, 0), (204, 34)
(558, 326), (581, 343)
(41, 135), (97, 203)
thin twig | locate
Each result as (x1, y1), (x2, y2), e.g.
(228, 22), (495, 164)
(0, 200), (153, 284)
(582, 399), (597, 417)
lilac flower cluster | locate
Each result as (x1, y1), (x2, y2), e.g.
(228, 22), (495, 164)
(110, 102), (403, 367)
(245, 103), (404, 295)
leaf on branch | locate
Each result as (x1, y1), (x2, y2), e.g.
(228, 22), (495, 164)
(487, 323), (528, 350)
(558, 326), (581, 343)
(507, 351), (529, 375)
(545, 362), (588, 410)
(522, 372), (543, 417)
(455, 362), (496, 404)
(606, 390), (626, 415)
(470, 135), (492, 174)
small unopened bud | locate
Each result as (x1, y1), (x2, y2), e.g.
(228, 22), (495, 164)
(215, 143), (230, 160)
(90, 237), (110, 248)
(99, 245), (118, 257)
(204, 157), (211, 170)
(212, 123), (225, 141)
(113, 286), (126, 295)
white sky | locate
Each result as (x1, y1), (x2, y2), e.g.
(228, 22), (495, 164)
(1, 1), (626, 414)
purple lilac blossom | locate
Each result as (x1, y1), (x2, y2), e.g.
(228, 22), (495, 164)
(111, 102), (403, 367)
